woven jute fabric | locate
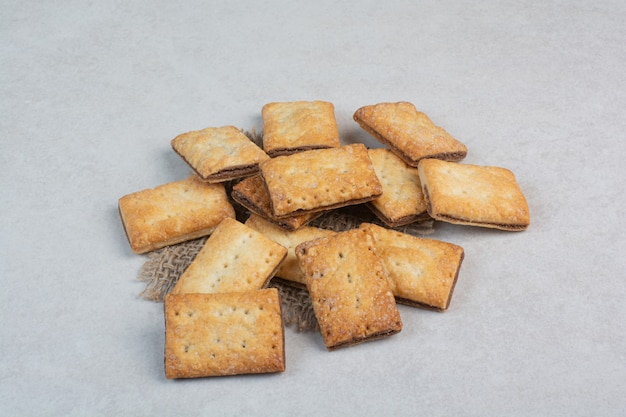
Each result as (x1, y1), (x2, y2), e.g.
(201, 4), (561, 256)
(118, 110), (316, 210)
(137, 130), (434, 331)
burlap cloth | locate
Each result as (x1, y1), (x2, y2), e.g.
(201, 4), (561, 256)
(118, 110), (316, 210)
(137, 131), (434, 331)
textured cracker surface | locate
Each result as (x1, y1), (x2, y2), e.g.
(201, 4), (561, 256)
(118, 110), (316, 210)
(171, 218), (287, 294)
(164, 289), (285, 378)
(245, 214), (336, 287)
(261, 100), (340, 156)
(295, 228), (402, 350)
(171, 126), (269, 182)
(418, 159), (530, 230)
(361, 223), (464, 310)
(259, 144), (383, 217)
(354, 102), (467, 165)
(367, 148), (429, 227)
(232, 175), (321, 230)
(118, 176), (235, 254)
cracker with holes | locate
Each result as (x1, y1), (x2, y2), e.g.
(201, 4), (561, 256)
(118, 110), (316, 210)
(259, 143), (383, 218)
(232, 175), (323, 231)
(245, 214), (336, 288)
(118, 176), (236, 254)
(354, 101), (467, 166)
(171, 125), (269, 183)
(261, 100), (341, 157)
(170, 218), (287, 295)
(164, 288), (285, 378)
(360, 223), (464, 311)
(366, 148), (430, 227)
(417, 159), (530, 231)
(295, 228), (402, 350)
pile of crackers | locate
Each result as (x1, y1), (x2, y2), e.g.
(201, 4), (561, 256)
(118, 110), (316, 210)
(118, 101), (530, 379)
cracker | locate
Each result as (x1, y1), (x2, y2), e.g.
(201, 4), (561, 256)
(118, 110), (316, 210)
(360, 223), (464, 311)
(261, 100), (341, 157)
(366, 148), (430, 227)
(171, 126), (269, 183)
(245, 214), (336, 288)
(118, 176), (235, 254)
(164, 289), (285, 378)
(170, 218), (287, 295)
(417, 159), (530, 231)
(354, 102), (467, 166)
(231, 175), (323, 231)
(259, 144), (383, 218)
(295, 228), (402, 350)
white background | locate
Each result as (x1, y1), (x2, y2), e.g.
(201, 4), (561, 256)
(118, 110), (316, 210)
(1, 1), (625, 416)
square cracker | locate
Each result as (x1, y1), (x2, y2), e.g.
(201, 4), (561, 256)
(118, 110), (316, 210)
(170, 218), (287, 295)
(295, 228), (402, 351)
(417, 159), (530, 231)
(171, 126), (269, 183)
(353, 102), (467, 166)
(360, 223), (464, 311)
(118, 176), (235, 254)
(231, 175), (322, 231)
(261, 100), (341, 157)
(245, 214), (336, 288)
(164, 289), (285, 378)
(367, 148), (430, 227)
(259, 143), (383, 218)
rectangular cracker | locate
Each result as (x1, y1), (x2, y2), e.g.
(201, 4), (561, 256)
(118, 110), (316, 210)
(171, 126), (269, 182)
(354, 102), (467, 166)
(366, 148), (430, 227)
(295, 228), (402, 350)
(360, 223), (464, 311)
(245, 214), (336, 288)
(259, 143), (383, 218)
(164, 289), (285, 378)
(232, 175), (323, 231)
(118, 176), (236, 254)
(261, 100), (341, 157)
(171, 217), (287, 295)
(417, 159), (530, 231)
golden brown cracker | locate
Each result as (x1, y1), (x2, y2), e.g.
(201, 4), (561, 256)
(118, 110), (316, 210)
(231, 175), (322, 231)
(171, 218), (287, 295)
(366, 148), (430, 227)
(417, 159), (530, 231)
(164, 289), (285, 378)
(171, 126), (269, 182)
(259, 144), (383, 218)
(261, 100), (340, 157)
(295, 228), (402, 350)
(118, 176), (235, 254)
(360, 223), (464, 310)
(354, 102), (467, 165)
(245, 214), (336, 288)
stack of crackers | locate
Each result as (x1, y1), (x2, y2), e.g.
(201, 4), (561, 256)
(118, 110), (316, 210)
(118, 100), (530, 379)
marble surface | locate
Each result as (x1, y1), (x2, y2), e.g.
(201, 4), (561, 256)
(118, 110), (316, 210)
(1, 1), (625, 416)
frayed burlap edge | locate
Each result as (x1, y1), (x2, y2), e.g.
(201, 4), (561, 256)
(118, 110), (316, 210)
(137, 237), (208, 302)
(136, 129), (434, 332)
